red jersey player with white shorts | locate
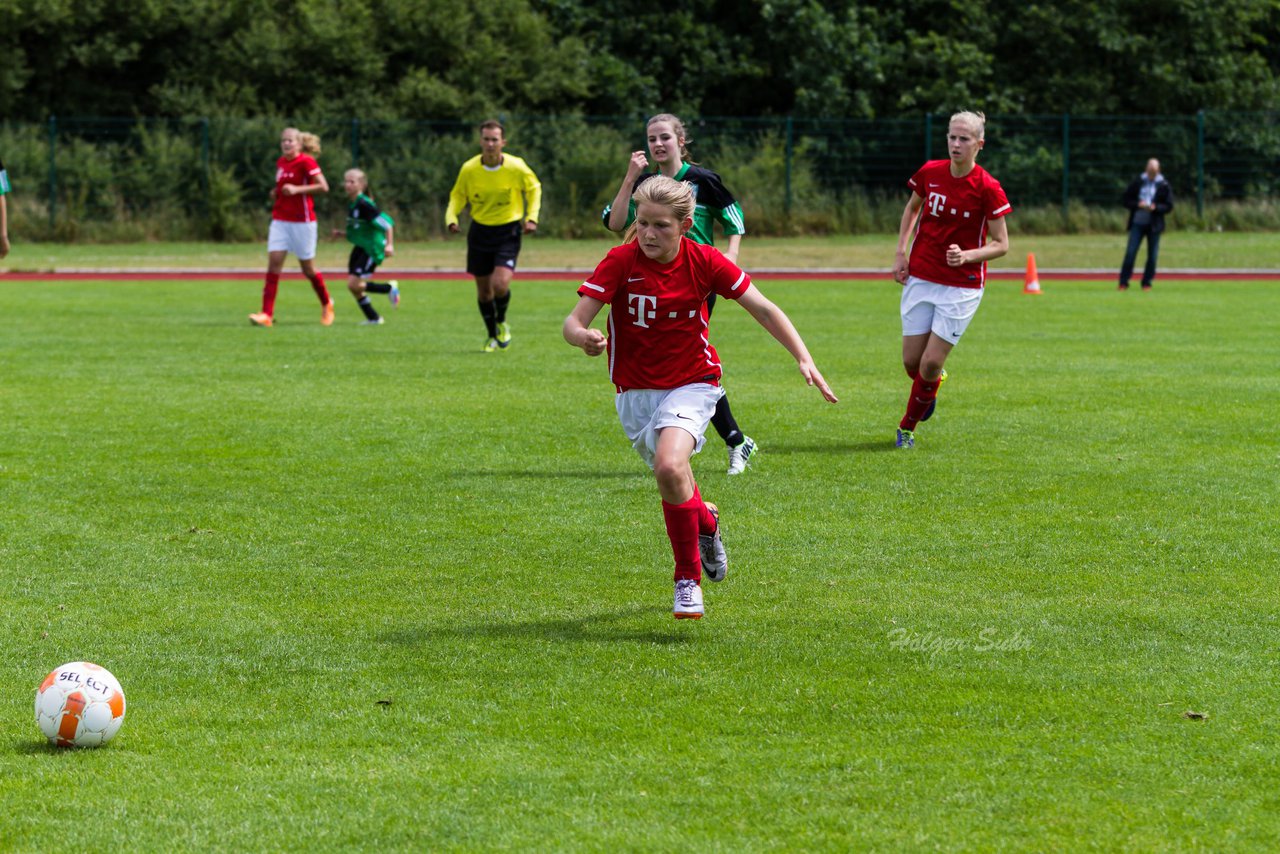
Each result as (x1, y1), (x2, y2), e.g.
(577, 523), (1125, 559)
(249, 127), (333, 328)
(890, 110), (1011, 449)
(564, 176), (838, 620)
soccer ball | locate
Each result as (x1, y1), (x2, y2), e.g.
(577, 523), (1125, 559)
(34, 662), (127, 748)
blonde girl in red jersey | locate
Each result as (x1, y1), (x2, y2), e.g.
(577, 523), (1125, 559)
(249, 127), (333, 327)
(565, 176), (837, 620)
(891, 110), (1011, 449)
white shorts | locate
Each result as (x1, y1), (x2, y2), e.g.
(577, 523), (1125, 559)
(901, 276), (985, 343)
(267, 219), (318, 260)
(615, 384), (724, 470)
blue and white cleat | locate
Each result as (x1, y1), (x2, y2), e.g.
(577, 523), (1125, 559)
(895, 428), (915, 449)
(388, 281), (400, 307)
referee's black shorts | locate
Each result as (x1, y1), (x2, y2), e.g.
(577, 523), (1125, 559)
(466, 221), (523, 276)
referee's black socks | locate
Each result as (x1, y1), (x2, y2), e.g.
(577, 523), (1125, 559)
(478, 299), (498, 338)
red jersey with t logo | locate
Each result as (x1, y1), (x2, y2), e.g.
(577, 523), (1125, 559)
(906, 160), (1011, 288)
(578, 238), (752, 390)
(271, 154), (323, 222)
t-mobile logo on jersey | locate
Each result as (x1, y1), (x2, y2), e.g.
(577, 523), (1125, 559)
(926, 191), (948, 216)
(627, 293), (658, 327)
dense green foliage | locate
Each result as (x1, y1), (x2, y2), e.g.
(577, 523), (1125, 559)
(2, 272), (1279, 849)
(2, 0), (1278, 120)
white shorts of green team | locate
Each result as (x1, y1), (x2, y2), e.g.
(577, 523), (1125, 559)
(901, 275), (985, 343)
(616, 383), (725, 470)
(267, 219), (319, 260)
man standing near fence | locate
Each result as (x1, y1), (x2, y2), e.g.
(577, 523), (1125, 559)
(1118, 158), (1173, 291)
(0, 156), (10, 258)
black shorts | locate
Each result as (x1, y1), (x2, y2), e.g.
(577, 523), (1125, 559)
(466, 221), (523, 276)
(347, 246), (380, 278)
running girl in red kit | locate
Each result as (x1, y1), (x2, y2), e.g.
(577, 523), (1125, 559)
(249, 127), (333, 327)
(564, 176), (838, 620)
(890, 110), (1011, 449)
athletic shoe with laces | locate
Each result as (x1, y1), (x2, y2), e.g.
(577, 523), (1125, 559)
(321, 301), (335, 326)
(248, 312), (273, 327)
(726, 435), (758, 475)
(699, 503), (728, 583)
(483, 337), (501, 353)
(673, 578), (704, 620)
(921, 368), (948, 422)
(361, 317), (385, 325)
(388, 281), (400, 307)
(895, 428), (915, 449)
(496, 321), (512, 348)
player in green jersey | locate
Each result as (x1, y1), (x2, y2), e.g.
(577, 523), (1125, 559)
(603, 114), (757, 475)
(333, 169), (399, 325)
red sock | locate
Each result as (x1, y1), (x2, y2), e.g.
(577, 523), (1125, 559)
(899, 374), (940, 431)
(262, 273), (280, 316)
(692, 484), (717, 535)
(307, 271), (331, 305)
(661, 493), (703, 582)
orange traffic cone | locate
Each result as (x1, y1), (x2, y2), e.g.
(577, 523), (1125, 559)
(1023, 253), (1042, 295)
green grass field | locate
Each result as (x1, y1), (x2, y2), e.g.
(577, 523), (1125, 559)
(2, 271), (1279, 850)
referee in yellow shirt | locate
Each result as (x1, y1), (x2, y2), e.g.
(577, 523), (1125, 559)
(446, 120), (543, 352)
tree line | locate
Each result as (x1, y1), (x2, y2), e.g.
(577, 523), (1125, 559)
(2, 0), (1277, 121)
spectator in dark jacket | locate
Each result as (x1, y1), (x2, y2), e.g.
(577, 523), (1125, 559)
(1119, 158), (1174, 290)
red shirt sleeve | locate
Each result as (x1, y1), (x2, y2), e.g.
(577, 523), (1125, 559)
(907, 163), (930, 196)
(985, 172), (1012, 218)
(706, 245), (752, 300)
(307, 155), (324, 181)
(579, 245), (629, 303)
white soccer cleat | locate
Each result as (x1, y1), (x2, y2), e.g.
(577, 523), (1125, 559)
(699, 503), (728, 583)
(673, 579), (704, 620)
(727, 435), (757, 475)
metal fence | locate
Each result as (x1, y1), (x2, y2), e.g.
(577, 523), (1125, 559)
(1, 112), (1277, 239)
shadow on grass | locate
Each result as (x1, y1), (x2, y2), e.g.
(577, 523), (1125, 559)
(448, 469), (642, 480)
(381, 604), (695, 646)
(764, 439), (898, 455)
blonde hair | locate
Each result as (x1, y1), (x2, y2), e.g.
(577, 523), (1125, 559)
(283, 127), (322, 156)
(622, 175), (695, 244)
(344, 168), (369, 192)
(647, 113), (691, 161)
(949, 111), (986, 140)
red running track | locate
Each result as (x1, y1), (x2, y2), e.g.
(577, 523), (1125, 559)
(3, 269), (1278, 282)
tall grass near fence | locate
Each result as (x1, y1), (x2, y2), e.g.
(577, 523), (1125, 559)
(4, 112), (1280, 242)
